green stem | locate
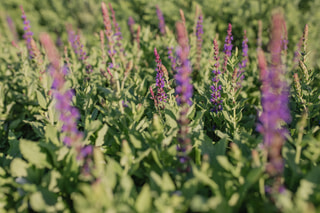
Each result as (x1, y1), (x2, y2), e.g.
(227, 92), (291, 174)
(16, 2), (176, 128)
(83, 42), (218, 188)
(295, 146), (302, 164)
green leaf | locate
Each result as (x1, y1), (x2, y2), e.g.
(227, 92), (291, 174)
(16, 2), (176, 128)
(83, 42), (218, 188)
(10, 158), (29, 177)
(162, 172), (175, 191)
(129, 133), (142, 149)
(45, 124), (60, 146)
(36, 90), (47, 109)
(96, 124), (108, 146)
(20, 139), (51, 169)
(29, 189), (58, 212)
(296, 166), (320, 201)
(135, 184), (151, 212)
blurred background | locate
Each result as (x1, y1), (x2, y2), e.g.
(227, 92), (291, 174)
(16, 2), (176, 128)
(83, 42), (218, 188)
(0, 0), (319, 65)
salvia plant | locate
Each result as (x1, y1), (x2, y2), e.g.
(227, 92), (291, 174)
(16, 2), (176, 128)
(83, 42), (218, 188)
(0, 1), (320, 213)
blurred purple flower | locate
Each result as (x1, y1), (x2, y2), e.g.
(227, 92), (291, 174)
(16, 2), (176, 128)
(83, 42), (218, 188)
(40, 33), (92, 167)
(156, 5), (166, 36)
(167, 46), (177, 73)
(20, 6), (35, 58)
(175, 22), (193, 173)
(195, 14), (203, 70)
(210, 39), (223, 112)
(175, 22), (193, 106)
(223, 23), (233, 73)
(257, 13), (291, 185)
(154, 48), (168, 108)
(128, 16), (135, 43)
(109, 3), (124, 54)
(6, 16), (18, 42)
(238, 30), (248, 80)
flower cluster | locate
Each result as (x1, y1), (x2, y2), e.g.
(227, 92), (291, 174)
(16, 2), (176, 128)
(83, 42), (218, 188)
(156, 5), (166, 36)
(175, 23), (193, 106)
(175, 22), (193, 172)
(101, 2), (115, 59)
(128, 16), (135, 43)
(195, 14), (203, 70)
(210, 39), (223, 112)
(109, 3), (124, 54)
(67, 26), (87, 61)
(223, 23), (233, 73)
(40, 33), (92, 163)
(257, 13), (291, 192)
(238, 30), (248, 80)
(66, 25), (92, 72)
(20, 6), (34, 58)
(21, 6), (41, 61)
(154, 48), (167, 109)
(6, 16), (18, 42)
(167, 46), (177, 74)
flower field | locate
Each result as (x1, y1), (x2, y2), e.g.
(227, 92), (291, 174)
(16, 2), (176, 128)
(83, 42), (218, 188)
(1, 0), (320, 212)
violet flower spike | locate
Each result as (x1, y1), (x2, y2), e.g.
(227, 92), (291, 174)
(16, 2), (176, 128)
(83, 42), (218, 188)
(20, 6), (35, 58)
(101, 2), (116, 60)
(6, 16), (19, 42)
(109, 3), (124, 54)
(238, 30), (248, 80)
(256, 13), (291, 193)
(156, 5), (166, 36)
(175, 22), (193, 173)
(195, 14), (203, 70)
(40, 33), (92, 163)
(167, 46), (177, 74)
(175, 23), (193, 106)
(154, 48), (168, 108)
(223, 23), (233, 73)
(128, 16), (135, 44)
(210, 39), (223, 112)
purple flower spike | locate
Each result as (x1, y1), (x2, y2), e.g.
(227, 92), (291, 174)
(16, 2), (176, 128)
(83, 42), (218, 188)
(238, 30), (248, 80)
(109, 3), (124, 54)
(67, 25), (92, 73)
(6, 16), (19, 42)
(175, 22), (193, 173)
(223, 23), (233, 73)
(20, 6), (35, 58)
(77, 145), (93, 161)
(156, 5), (166, 36)
(128, 16), (135, 43)
(167, 46), (177, 73)
(40, 34), (92, 171)
(154, 48), (168, 109)
(175, 22), (193, 106)
(257, 13), (291, 193)
(195, 14), (203, 70)
(210, 39), (223, 113)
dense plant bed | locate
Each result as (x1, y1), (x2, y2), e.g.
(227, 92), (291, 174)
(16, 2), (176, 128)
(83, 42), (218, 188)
(0, 1), (320, 212)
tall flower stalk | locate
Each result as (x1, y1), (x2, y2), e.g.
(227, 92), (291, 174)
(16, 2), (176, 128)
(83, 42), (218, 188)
(20, 6), (41, 62)
(128, 16), (135, 44)
(66, 25), (92, 73)
(6, 16), (18, 42)
(40, 33), (92, 166)
(223, 23), (233, 73)
(257, 13), (291, 194)
(153, 48), (168, 110)
(175, 22), (193, 172)
(167, 46), (177, 74)
(109, 3), (124, 55)
(101, 2), (115, 65)
(195, 14), (203, 70)
(238, 30), (248, 81)
(210, 39), (223, 113)
(156, 5), (166, 36)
